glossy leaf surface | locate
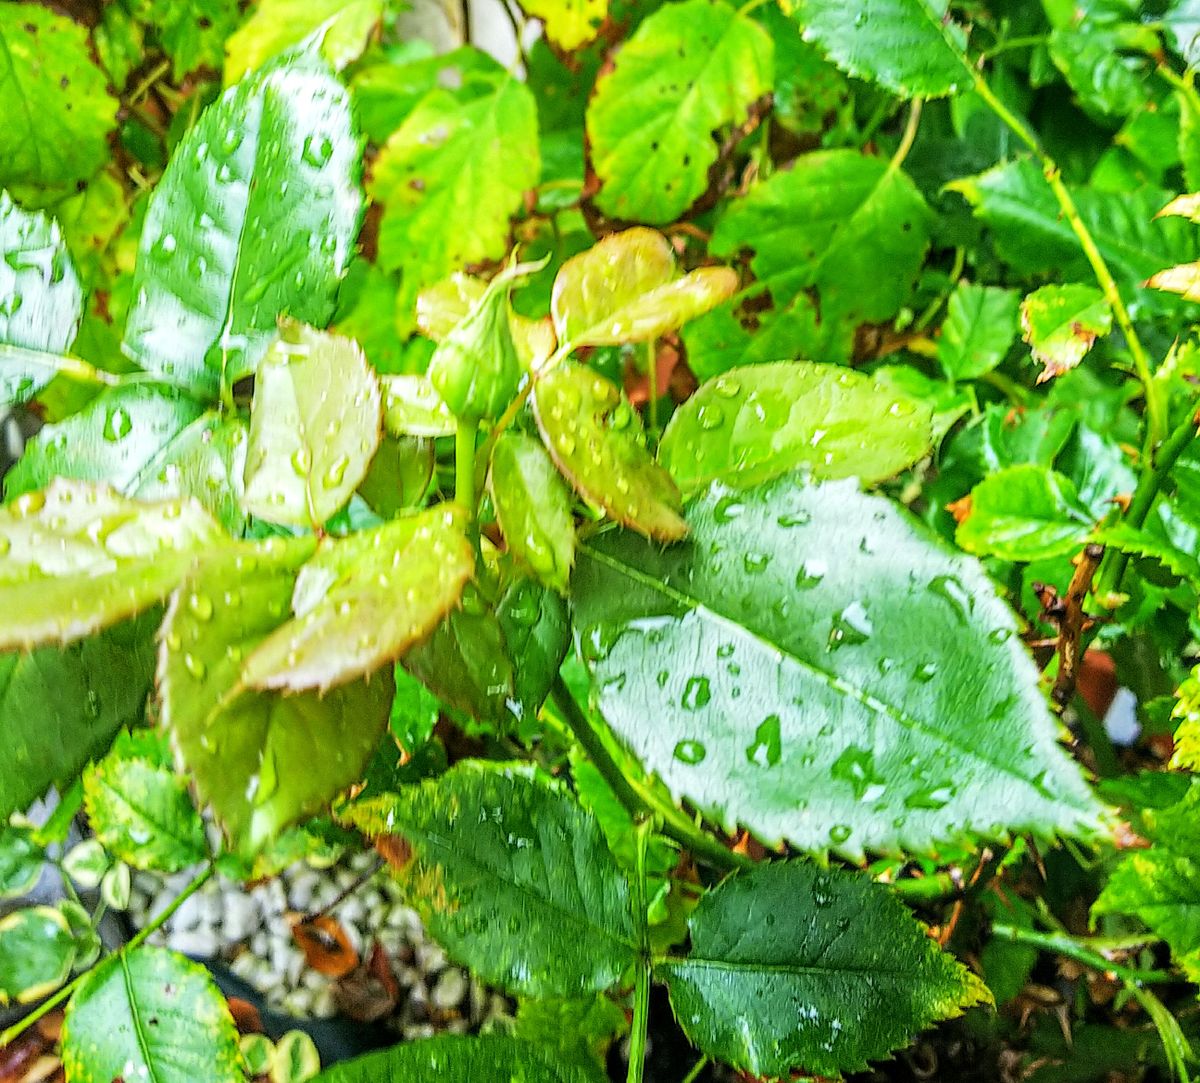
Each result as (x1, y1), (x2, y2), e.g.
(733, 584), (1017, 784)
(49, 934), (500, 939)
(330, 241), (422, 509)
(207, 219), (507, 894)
(660, 861), (989, 1076)
(572, 476), (1106, 858)
(1020, 284), (1112, 383)
(342, 762), (638, 998)
(123, 51), (362, 397)
(0, 906), (74, 1005)
(533, 362), (686, 541)
(242, 321), (382, 528)
(658, 363), (933, 494)
(586, 0), (773, 223)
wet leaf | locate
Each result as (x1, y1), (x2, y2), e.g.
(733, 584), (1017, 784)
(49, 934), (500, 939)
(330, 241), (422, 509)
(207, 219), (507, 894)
(660, 861), (990, 1077)
(658, 362), (933, 494)
(586, 0), (773, 223)
(225, 0), (382, 82)
(0, 480), (224, 650)
(533, 362), (687, 541)
(242, 321), (383, 529)
(241, 506), (473, 693)
(937, 282), (1020, 381)
(0, 824), (43, 898)
(956, 465), (1095, 561)
(499, 574), (571, 725)
(572, 475), (1107, 859)
(550, 229), (737, 349)
(62, 947), (243, 1083)
(341, 761), (638, 998)
(161, 539), (392, 851)
(1020, 284), (1112, 383)
(381, 375), (457, 437)
(123, 50), (362, 398)
(490, 432), (576, 593)
(357, 436), (434, 519)
(0, 5), (118, 190)
(0, 906), (75, 1005)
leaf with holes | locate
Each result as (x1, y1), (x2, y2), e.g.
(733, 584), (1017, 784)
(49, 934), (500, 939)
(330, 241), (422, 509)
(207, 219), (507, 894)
(122, 49), (362, 398)
(340, 762), (638, 998)
(242, 321), (382, 528)
(658, 363), (933, 494)
(937, 282), (1020, 381)
(660, 861), (989, 1077)
(572, 475), (1106, 859)
(0, 480), (224, 651)
(533, 362), (686, 541)
(1020, 284), (1112, 383)
(61, 946), (243, 1083)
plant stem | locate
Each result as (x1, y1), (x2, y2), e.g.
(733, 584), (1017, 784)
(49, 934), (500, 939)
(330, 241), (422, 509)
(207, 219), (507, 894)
(455, 421), (478, 538)
(888, 98), (923, 172)
(645, 339), (659, 435)
(0, 864), (214, 1048)
(627, 820), (653, 1083)
(680, 1056), (710, 1083)
(968, 73), (1163, 447)
(990, 923), (1177, 986)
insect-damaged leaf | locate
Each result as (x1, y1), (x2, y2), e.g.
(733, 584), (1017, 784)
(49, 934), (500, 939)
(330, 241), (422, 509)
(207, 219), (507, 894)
(660, 861), (989, 1077)
(340, 762), (638, 999)
(572, 475), (1107, 860)
(1020, 283), (1112, 383)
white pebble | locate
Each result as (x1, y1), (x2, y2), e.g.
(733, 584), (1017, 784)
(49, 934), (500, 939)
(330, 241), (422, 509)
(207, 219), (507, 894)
(221, 894), (260, 942)
(415, 942), (446, 972)
(283, 988), (315, 1017)
(301, 969), (327, 992)
(431, 969), (468, 1011)
(288, 871), (320, 911)
(335, 897), (365, 924)
(168, 927), (218, 957)
(250, 931), (269, 958)
(311, 987), (337, 1019)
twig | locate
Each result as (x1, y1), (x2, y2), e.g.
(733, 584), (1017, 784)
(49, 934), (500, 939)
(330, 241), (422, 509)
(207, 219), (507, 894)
(1048, 543), (1106, 709)
(990, 923), (1177, 986)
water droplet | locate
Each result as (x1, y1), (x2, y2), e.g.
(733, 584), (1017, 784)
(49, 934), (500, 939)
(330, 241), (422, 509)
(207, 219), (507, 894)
(745, 714), (782, 767)
(13, 491), (45, 517)
(154, 233), (177, 258)
(988, 627), (1012, 644)
(828, 601), (872, 649)
(928, 575), (973, 623)
(187, 593), (214, 622)
(673, 739), (707, 765)
(777, 509), (812, 527)
(557, 433), (577, 455)
(103, 407), (133, 442)
(325, 455), (350, 486)
(743, 552), (769, 574)
(714, 377), (741, 398)
(681, 675), (711, 711)
(0, 536), (8, 555)
(713, 495), (744, 523)
(183, 653), (207, 680)
(291, 447), (312, 475)
(904, 784), (955, 811)
(829, 823), (853, 844)
(795, 558), (827, 590)
(914, 660), (938, 682)
(697, 403), (724, 431)
(831, 745), (885, 800)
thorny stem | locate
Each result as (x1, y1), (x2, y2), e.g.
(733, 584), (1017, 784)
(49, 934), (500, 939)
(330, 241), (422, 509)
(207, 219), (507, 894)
(968, 74), (1165, 449)
(680, 1056), (710, 1083)
(627, 820), (654, 1083)
(990, 924), (1177, 986)
(0, 865), (214, 1049)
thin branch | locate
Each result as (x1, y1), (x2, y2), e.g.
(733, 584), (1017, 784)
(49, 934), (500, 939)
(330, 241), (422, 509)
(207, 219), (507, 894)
(1048, 542), (1106, 709)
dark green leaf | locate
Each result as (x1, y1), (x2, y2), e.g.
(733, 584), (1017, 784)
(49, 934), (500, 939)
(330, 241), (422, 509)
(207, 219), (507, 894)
(388, 663), (442, 755)
(572, 476), (1106, 858)
(660, 861), (989, 1077)
(0, 823), (43, 898)
(937, 282), (1019, 381)
(341, 762), (638, 998)
(357, 436), (434, 519)
(499, 574), (571, 725)
(0, 905), (75, 1005)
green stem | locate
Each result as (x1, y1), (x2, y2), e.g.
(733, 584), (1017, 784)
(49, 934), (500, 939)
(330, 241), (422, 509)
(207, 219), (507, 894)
(645, 339), (659, 435)
(0, 865), (214, 1048)
(455, 421), (478, 539)
(888, 97), (923, 172)
(969, 73), (1163, 448)
(680, 1057), (710, 1083)
(627, 820), (653, 1083)
(886, 871), (962, 902)
(990, 924), (1177, 986)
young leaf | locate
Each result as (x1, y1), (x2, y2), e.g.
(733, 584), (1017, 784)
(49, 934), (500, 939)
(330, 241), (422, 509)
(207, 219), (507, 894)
(1146, 260), (1200, 303)
(499, 574), (572, 724)
(61, 947), (243, 1083)
(224, 0), (382, 82)
(518, 0), (607, 51)
(572, 475), (1107, 859)
(1020, 284), (1112, 383)
(937, 282), (1019, 381)
(371, 68), (539, 325)
(0, 480), (224, 650)
(586, 0), (773, 223)
(340, 762), (638, 998)
(0, 906), (75, 1005)
(382, 375), (458, 437)
(550, 228), (738, 349)
(0, 824), (43, 898)
(533, 362), (687, 541)
(490, 432), (576, 593)
(660, 861), (989, 1077)
(240, 506), (474, 693)
(783, 0), (972, 97)
(83, 744), (207, 873)
(0, 5), (118, 189)
(161, 539), (393, 851)
(955, 465), (1095, 561)
(242, 321), (383, 529)
(123, 50), (362, 398)
(658, 362), (933, 494)
(313, 1034), (604, 1083)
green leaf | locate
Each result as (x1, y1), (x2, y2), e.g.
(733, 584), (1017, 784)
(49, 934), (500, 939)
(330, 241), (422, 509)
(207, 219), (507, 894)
(499, 574), (571, 725)
(490, 432), (576, 593)
(357, 436), (434, 519)
(382, 375), (457, 437)
(783, 0), (971, 97)
(0, 905), (75, 1005)
(3, 384), (206, 501)
(1146, 259), (1200, 303)
(243, 321), (383, 528)
(513, 995), (628, 1070)
(62, 946), (243, 1083)
(389, 663), (442, 755)
(551, 228), (738, 349)
(533, 362), (687, 541)
(123, 51), (362, 398)
(241, 507), (474, 693)
(660, 861), (989, 1077)
(341, 762), (638, 998)
(937, 282), (1020, 381)
(0, 823), (43, 898)
(1095, 521), (1200, 585)
(83, 744), (207, 873)
(162, 539), (393, 851)
(371, 69), (539, 325)
(586, 0), (773, 224)
(1020, 284), (1112, 383)
(0, 480), (224, 650)
(225, 0), (382, 83)
(0, 5), (118, 190)
(709, 150), (931, 345)
(658, 362), (933, 494)
(0, 617), (156, 819)
(572, 475), (1106, 859)
(956, 465), (1095, 561)
(129, 0), (241, 81)
(314, 1034), (604, 1083)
